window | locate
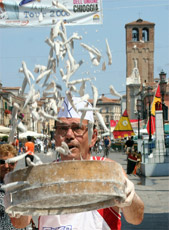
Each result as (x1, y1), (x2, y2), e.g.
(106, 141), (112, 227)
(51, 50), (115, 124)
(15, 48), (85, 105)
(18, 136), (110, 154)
(106, 115), (109, 123)
(132, 28), (139, 41)
(4, 102), (7, 110)
(142, 28), (149, 42)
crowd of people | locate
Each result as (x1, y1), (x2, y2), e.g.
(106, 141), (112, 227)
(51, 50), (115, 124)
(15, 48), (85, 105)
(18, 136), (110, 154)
(92, 134), (141, 175)
(0, 136), (56, 154)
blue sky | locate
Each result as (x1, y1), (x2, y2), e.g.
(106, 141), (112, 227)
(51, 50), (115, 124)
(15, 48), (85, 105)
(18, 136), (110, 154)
(0, 0), (169, 98)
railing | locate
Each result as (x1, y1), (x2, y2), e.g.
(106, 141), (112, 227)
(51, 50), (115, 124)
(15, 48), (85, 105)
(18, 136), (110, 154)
(111, 142), (138, 152)
(141, 139), (169, 164)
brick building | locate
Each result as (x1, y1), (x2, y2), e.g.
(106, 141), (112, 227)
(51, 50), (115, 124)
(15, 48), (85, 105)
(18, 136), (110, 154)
(125, 18), (155, 119)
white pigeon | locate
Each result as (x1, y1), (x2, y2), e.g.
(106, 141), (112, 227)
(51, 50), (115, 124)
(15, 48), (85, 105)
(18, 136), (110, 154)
(50, 19), (63, 39)
(63, 32), (82, 49)
(20, 67), (35, 81)
(20, 76), (28, 95)
(43, 90), (55, 97)
(11, 103), (19, 125)
(32, 91), (40, 103)
(61, 142), (71, 155)
(54, 40), (61, 66)
(1, 181), (30, 193)
(81, 43), (101, 62)
(26, 157), (36, 166)
(30, 101), (38, 109)
(36, 69), (52, 84)
(20, 61), (33, 95)
(39, 108), (58, 121)
(34, 64), (47, 73)
(66, 90), (78, 113)
(22, 61), (31, 86)
(55, 146), (67, 155)
(8, 119), (18, 144)
(95, 111), (110, 132)
(52, 1), (73, 16)
(45, 38), (54, 49)
(31, 109), (40, 121)
(69, 85), (78, 93)
(67, 47), (76, 71)
(6, 153), (28, 164)
(23, 84), (36, 109)
(67, 77), (92, 87)
(109, 85), (122, 98)
(102, 61), (106, 71)
(78, 80), (86, 97)
(42, 66), (55, 87)
(39, 12), (43, 23)
(90, 83), (98, 108)
(49, 98), (58, 115)
(46, 48), (54, 70)
(33, 154), (43, 165)
(105, 38), (112, 65)
(87, 121), (93, 145)
(27, 69), (35, 81)
(89, 51), (100, 66)
(17, 120), (27, 132)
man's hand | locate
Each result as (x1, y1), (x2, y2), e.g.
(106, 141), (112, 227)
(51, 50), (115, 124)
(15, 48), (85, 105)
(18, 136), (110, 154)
(9, 213), (21, 218)
(115, 177), (135, 208)
(118, 177), (144, 225)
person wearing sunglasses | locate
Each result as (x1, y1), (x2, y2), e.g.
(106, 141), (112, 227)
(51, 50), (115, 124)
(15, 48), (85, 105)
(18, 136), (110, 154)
(0, 144), (32, 229)
(38, 96), (144, 230)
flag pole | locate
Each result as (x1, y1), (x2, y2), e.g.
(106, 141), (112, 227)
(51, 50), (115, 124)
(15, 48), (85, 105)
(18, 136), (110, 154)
(147, 86), (153, 142)
(148, 96), (152, 142)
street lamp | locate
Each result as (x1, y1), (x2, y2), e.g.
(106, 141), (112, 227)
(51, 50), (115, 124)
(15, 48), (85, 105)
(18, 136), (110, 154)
(159, 70), (167, 123)
(145, 86), (153, 142)
(137, 98), (142, 139)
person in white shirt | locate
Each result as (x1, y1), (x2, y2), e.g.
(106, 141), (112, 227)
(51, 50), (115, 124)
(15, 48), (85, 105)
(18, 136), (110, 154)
(38, 96), (144, 230)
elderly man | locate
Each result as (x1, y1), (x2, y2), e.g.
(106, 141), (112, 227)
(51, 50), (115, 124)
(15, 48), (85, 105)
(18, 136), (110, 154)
(0, 144), (31, 229)
(38, 97), (144, 230)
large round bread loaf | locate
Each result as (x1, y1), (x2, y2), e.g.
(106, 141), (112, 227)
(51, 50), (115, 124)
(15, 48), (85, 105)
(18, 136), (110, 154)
(4, 160), (126, 216)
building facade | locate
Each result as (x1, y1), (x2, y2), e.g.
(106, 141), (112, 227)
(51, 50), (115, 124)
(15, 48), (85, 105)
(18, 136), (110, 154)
(125, 18), (155, 119)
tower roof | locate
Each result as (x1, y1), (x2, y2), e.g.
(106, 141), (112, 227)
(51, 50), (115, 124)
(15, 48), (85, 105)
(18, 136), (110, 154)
(125, 18), (155, 27)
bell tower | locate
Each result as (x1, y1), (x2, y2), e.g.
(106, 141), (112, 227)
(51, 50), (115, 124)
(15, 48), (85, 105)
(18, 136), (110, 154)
(125, 18), (155, 119)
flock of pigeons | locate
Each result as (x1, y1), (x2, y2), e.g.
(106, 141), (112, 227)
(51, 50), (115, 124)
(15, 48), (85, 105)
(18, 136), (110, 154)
(7, 2), (122, 167)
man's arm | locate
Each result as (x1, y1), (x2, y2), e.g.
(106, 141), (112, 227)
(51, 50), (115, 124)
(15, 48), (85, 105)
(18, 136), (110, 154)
(10, 215), (32, 228)
(104, 158), (144, 225)
(121, 192), (144, 225)
(115, 176), (144, 225)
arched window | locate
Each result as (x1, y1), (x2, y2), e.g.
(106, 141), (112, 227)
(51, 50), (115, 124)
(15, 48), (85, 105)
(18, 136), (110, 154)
(132, 28), (139, 41)
(142, 28), (149, 41)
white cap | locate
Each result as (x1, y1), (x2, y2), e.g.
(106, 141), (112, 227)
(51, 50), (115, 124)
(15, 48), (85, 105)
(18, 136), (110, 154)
(58, 96), (94, 122)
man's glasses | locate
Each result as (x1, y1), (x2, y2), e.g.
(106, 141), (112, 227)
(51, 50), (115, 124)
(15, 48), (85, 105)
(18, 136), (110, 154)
(55, 123), (88, 137)
(0, 159), (15, 167)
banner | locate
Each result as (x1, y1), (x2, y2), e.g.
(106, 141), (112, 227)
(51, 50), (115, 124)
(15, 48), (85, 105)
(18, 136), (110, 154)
(146, 84), (161, 135)
(0, 0), (103, 27)
(113, 109), (135, 139)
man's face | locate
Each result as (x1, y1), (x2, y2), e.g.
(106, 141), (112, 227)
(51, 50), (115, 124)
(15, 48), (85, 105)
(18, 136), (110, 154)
(54, 118), (96, 161)
(0, 153), (16, 182)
